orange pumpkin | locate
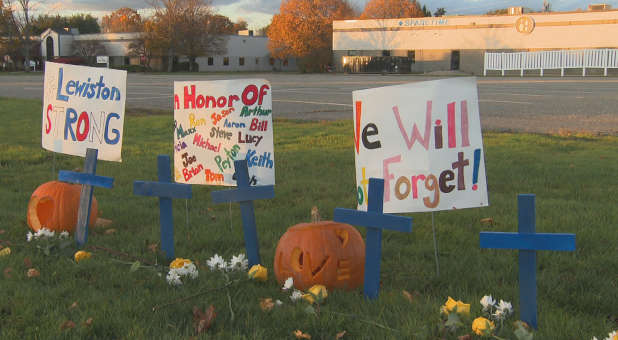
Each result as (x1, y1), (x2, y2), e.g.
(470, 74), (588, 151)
(274, 221), (365, 291)
(27, 181), (98, 232)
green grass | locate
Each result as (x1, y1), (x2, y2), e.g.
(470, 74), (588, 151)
(0, 97), (616, 339)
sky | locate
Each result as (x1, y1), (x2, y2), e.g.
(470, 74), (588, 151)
(29, 0), (618, 30)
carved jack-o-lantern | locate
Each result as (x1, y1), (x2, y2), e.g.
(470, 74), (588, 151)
(274, 221), (365, 291)
(27, 181), (98, 232)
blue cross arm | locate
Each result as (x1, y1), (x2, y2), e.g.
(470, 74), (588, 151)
(480, 232), (576, 251)
(333, 208), (412, 233)
(211, 185), (274, 204)
(59, 170), (114, 189)
(133, 181), (192, 199)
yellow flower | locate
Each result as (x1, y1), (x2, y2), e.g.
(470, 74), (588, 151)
(302, 285), (328, 304)
(74, 250), (92, 263)
(248, 264), (267, 282)
(472, 317), (495, 336)
(0, 247), (10, 257)
(456, 300), (471, 316)
(170, 258), (192, 269)
(441, 296), (457, 314)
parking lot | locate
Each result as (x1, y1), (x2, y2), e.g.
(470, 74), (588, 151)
(1, 72), (617, 135)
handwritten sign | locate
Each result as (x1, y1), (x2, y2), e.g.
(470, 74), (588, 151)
(173, 79), (275, 186)
(353, 77), (488, 213)
(42, 62), (127, 162)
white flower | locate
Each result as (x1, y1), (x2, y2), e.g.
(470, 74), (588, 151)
(26, 232), (33, 242)
(275, 299), (283, 306)
(605, 330), (617, 340)
(480, 295), (496, 311)
(166, 270), (183, 286)
(207, 254), (227, 271)
(229, 253), (248, 271)
(290, 289), (302, 302)
(59, 231), (69, 239)
(592, 337), (598, 340)
(492, 308), (506, 321)
(282, 277), (294, 291)
(496, 299), (513, 316)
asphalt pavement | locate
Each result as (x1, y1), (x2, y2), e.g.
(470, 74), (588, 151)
(1, 72), (616, 135)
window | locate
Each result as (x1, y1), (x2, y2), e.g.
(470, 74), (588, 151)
(239, 57), (245, 66)
(283, 59), (288, 66)
(255, 57), (259, 64)
(408, 50), (415, 64)
(208, 57), (213, 65)
(269, 58), (275, 65)
(223, 57), (229, 66)
(382, 50), (390, 57)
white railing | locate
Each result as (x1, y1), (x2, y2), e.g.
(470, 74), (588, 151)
(484, 49), (618, 76)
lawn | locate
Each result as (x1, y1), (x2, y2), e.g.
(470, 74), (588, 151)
(0, 97), (616, 339)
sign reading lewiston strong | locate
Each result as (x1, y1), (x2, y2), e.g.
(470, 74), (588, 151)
(173, 79), (275, 186)
(42, 62), (127, 162)
(353, 77), (488, 213)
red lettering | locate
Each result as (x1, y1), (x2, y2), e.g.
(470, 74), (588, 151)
(184, 85), (196, 109)
(76, 111), (89, 141)
(45, 104), (53, 134)
(242, 84), (258, 105)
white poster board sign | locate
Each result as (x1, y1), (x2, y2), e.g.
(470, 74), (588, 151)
(353, 77), (488, 213)
(173, 79), (275, 186)
(42, 62), (127, 162)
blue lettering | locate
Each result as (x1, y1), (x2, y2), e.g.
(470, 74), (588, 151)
(56, 68), (69, 102)
(104, 112), (121, 145)
(64, 108), (77, 140)
(66, 80), (75, 95)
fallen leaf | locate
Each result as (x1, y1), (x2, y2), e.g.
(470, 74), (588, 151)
(0, 229), (5, 234)
(458, 335), (472, 340)
(69, 301), (79, 310)
(83, 317), (93, 327)
(193, 305), (216, 335)
(94, 218), (113, 228)
(23, 257), (32, 268)
(260, 298), (275, 312)
(3, 267), (12, 278)
(60, 320), (76, 330)
(27, 268), (40, 278)
(402, 290), (414, 303)
(480, 217), (494, 224)
(293, 330), (311, 339)
(104, 229), (117, 235)
(0, 247), (11, 257)
(336, 330), (347, 339)
(147, 243), (158, 253)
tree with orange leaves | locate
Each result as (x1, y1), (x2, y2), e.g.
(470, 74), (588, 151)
(102, 7), (143, 33)
(267, 0), (356, 72)
(360, 0), (424, 19)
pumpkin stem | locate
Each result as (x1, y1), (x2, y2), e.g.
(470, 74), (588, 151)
(311, 206), (320, 223)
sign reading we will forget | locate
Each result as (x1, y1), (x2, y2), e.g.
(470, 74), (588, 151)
(354, 77), (488, 213)
(173, 79), (275, 186)
(42, 62), (127, 162)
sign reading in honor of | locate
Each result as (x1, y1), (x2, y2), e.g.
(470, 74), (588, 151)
(353, 77), (488, 213)
(42, 62), (127, 162)
(173, 79), (275, 186)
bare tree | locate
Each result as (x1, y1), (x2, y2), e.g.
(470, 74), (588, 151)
(72, 39), (106, 66)
(5, 0), (34, 70)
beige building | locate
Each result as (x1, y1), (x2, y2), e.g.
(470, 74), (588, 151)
(332, 6), (618, 75)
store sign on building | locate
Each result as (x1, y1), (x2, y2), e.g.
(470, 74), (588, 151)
(398, 18), (448, 27)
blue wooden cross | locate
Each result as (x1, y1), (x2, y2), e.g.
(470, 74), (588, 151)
(334, 178), (413, 299)
(211, 160), (274, 267)
(133, 155), (192, 260)
(58, 148), (114, 247)
(480, 194), (576, 329)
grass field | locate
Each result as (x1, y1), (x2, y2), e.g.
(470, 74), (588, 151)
(0, 97), (616, 339)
